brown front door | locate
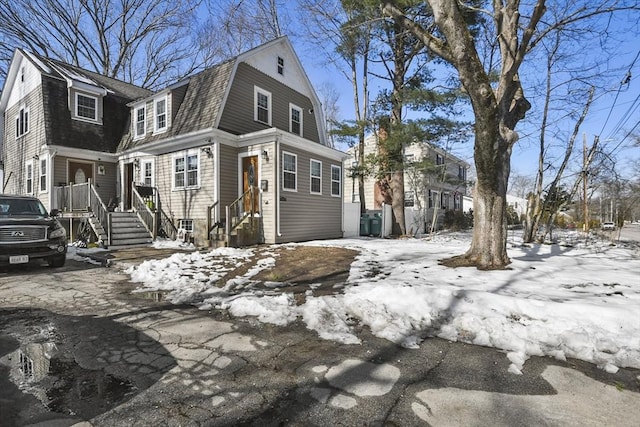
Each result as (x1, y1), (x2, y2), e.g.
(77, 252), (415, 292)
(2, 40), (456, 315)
(242, 156), (259, 213)
(124, 162), (134, 210)
(68, 161), (93, 184)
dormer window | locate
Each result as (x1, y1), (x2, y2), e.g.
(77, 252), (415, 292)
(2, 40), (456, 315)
(76, 93), (97, 121)
(155, 97), (167, 133)
(277, 56), (284, 75)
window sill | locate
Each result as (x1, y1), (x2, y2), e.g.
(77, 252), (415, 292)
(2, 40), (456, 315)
(173, 186), (201, 191)
(73, 116), (102, 125)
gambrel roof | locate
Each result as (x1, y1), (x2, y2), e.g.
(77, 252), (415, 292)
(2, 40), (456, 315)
(117, 36), (328, 153)
(117, 58), (236, 152)
(27, 51), (152, 102)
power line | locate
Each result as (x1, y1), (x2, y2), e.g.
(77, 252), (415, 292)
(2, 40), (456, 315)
(598, 49), (640, 138)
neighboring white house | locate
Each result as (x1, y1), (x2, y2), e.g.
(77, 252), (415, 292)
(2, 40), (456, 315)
(344, 132), (469, 233)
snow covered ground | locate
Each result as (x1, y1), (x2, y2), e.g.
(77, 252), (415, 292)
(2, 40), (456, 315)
(119, 231), (640, 375)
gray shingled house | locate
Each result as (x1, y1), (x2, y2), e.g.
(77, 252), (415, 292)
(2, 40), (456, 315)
(0, 37), (346, 247)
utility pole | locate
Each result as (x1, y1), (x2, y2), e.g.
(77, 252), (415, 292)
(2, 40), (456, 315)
(583, 134), (589, 232)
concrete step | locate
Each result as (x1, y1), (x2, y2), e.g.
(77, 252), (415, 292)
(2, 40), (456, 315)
(110, 237), (153, 246)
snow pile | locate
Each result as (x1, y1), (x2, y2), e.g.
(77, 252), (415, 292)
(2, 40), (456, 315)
(125, 231), (640, 373)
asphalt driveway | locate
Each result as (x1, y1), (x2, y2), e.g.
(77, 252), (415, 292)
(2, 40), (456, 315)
(1, 256), (639, 426)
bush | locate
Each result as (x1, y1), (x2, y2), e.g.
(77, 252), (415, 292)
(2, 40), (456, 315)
(444, 210), (473, 230)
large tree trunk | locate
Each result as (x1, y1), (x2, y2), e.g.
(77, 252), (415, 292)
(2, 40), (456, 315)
(450, 117), (512, 269)
(382, 0), (543, 268)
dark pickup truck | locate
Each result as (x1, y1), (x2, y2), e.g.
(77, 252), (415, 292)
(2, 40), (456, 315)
(0, 194), (67, 267)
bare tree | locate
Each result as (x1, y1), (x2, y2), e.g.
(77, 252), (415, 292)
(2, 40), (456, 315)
(298, 0), (374, 213)
(199, 0), (288, 59)
(0, 0), (204, 89)
(383, 0), (640, 269)
(315, 81), (341, 148)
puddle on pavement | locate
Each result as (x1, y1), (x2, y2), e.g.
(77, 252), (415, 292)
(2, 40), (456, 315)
(0, 308), (176, 425)
(8, 340), (136, 420)
(137, 290), (168, 301)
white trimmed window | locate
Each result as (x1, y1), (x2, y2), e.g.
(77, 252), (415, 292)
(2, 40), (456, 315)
(458, 165), (466, 181)
(454, 193), (462, 210)
(134, 105), (146, 138)
(25, 160), (34, 194)
(442, 192), (450, 209)
(76, 93), (97, 121)
(429, 190), (440, 208)
(155, 97), (168, 133)
(15, 107), (29, 138)
(39, 158), (47, 192)
(179, 219), (194, 232)
(254, 86), (272, 125)
(282, 152), (297, 191)
(290, 103), (302, 136)
(277, 56), (284, 75)
(436, 153), (444, 165)
(404, 191), (415, 207)
(310, 159), (322, 194)
(173, 152), (199, 189)
(331, 165), (341, 197)
(142, 160), (154, 186)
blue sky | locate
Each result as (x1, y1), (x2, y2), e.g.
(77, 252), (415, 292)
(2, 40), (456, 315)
(289, 15), (640, 184)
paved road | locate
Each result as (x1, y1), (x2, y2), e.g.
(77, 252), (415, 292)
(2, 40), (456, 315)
(619, 223), (640, 243)
(1, 257), (639, 426)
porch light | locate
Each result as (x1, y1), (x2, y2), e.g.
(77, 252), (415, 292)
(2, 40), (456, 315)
(201, 146), (213, 158)
(262, 150), (270, 162)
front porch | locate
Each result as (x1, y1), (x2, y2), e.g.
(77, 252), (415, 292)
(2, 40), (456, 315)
(52, 181), (177, 247)
(52, 181), (261, 248)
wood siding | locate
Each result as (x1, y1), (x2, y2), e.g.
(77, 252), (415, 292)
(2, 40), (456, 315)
(153, 146), (217, 246)
(276, 145), (342, 243)
(2, 86), (44, 196)
(41, 76), (130, 153)
(218, 63), (321, 143)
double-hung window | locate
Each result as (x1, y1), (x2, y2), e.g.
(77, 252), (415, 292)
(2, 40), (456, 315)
(282, 152), (297, 191)
(404, 191), (415, 207)
(174, 152), (199, 189)
(15, 107), (29, 137)
(310, 159), (322, 194)
(290, 104), (302, 136)
(25, 160), (33, 194)
(134, 105), (146, 138)
(254, 86), (272, 125)
(277, 56), (284, 75)
(155, 97), (167, 133)
(458, 165), (466, 181)
(76, 93), (97, 121)
(442, 192), (450, 209)
(429, 190), (440, 209)
(39, 158), (47, 192)
(454, 193), (462, 210)
(142, 160), (153, 186)
(331, 165), (341, 197)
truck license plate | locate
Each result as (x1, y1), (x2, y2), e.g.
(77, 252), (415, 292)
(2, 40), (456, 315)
(9, 255), (29, 264)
